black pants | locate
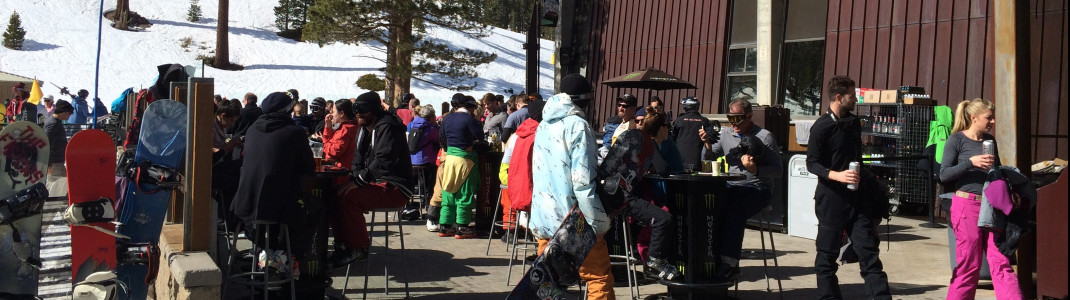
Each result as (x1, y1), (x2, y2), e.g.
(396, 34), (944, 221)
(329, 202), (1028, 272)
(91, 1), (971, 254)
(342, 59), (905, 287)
(626, 196), (673, 259)
(814, 190), (891, 300)
(718, 183), (772, 268)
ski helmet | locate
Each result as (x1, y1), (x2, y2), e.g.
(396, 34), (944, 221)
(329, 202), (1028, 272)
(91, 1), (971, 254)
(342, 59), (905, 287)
(681, 96), (700, 112)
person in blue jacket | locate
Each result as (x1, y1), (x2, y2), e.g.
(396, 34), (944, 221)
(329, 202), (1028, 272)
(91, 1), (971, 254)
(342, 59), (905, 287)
(66, 89), (91, 124)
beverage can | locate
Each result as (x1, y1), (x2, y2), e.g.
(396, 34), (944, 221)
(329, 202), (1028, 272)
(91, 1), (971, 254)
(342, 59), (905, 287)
(847, 161), (860, 191)
(983, 140), (994, 155)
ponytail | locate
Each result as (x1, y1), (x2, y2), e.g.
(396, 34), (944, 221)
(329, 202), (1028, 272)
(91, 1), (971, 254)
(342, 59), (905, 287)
(951, 98), (994, 134)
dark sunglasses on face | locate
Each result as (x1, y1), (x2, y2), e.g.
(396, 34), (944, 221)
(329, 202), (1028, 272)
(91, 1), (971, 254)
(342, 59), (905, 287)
(618, 103), (633, 108)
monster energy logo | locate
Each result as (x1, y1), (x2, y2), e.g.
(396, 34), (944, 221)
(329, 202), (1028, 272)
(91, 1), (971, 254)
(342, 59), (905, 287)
(613, 245), (621, 255)
(678, 264), (686, 275)
(311, 188), (322, 198)
(705, 262), (715, 276)
(674, 194), (684, 208)
(704, 194), (715, 209)
(307, 259), (319, 275)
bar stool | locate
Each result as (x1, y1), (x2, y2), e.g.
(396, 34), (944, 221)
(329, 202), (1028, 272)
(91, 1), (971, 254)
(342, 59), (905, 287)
(410, 165), (429, 205)
(224, 220), (297, 300)
(506, 213), (540, 285)
(341, 208), (411, 299)
(485, 184), (515, 255)
(608, 213), (641, 300)
(734, 205), (783, 299)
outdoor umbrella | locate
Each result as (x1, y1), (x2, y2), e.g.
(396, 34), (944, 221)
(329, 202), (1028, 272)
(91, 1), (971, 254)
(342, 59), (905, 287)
(600, 67), (697, 90)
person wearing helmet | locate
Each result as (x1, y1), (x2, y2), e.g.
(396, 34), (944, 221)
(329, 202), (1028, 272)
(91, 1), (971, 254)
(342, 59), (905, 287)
(672, 96), (709, 169)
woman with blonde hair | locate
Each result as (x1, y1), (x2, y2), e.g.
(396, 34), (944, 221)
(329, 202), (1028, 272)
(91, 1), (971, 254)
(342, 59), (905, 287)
(939, 98), (1022, 300)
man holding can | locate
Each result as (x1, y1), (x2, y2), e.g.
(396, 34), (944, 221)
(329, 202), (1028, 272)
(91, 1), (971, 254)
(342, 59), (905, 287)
(806, 75), (891, 299)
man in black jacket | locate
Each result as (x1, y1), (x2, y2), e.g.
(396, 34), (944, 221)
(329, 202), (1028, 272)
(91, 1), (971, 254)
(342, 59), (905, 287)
(230, 92), (314, 256)
(44, 100), (74, 177)
(806, 75), (891, 300)
(228, 92), (262, 136)
(328, 91), (413, 268)
(672, 96), (708, 168)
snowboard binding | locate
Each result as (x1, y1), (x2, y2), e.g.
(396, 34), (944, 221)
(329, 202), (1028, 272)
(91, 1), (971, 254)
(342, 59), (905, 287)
(72, 271), (130, 300)
(121, 161), (183, 193)
(63, 197), (129, 239)
(0, 183), (47, 225)
(117, 241), (161, 285)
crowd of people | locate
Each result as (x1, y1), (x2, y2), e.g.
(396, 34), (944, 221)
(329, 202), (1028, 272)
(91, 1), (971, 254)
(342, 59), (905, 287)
(8, 70), (1021, 299)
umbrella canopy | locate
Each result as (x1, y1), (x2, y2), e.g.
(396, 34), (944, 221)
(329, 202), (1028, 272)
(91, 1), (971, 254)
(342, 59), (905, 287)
(600, 68), (697, 90)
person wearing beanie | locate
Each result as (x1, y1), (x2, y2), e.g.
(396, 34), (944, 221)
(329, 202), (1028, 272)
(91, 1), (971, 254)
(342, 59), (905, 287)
(44, 100), (75, 178)
(231, 91), (315, 260)
(7, 82), (38, 123)
(530, 73), (616, 300)
(328, 90), (413, 267)
(66, 89), (91, 124)
(435, 92), (483, 239)
(672, 96), (710, 168)
(308, 97), (328, 139)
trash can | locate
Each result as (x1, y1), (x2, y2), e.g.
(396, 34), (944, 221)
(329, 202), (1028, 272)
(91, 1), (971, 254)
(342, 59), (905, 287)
(787, 154), (818, 240)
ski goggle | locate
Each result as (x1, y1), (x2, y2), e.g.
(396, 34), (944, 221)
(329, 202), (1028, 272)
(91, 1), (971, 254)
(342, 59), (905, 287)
(727, 113), (749, 126)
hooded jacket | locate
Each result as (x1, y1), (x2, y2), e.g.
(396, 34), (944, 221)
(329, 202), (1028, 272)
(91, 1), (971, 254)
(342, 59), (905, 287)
(978, 166), (1036, 259)
(231, 113), (315, 223)
(507, 118), (540, 211)
(351, 114), (413, 194)
(408, 116), (439, 166)
(530, 93), (610, 239)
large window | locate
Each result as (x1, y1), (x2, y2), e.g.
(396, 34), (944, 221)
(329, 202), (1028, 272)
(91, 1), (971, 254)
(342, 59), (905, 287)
(778, 0), (827, 116)
(779, 40), (825, 116)
(724, 0), (757, 112)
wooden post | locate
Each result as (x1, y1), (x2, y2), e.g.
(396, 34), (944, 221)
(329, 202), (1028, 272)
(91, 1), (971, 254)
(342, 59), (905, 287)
(994, 0), (1033, 297)
(167, 84), (189, 224)
(182, 78), (214, 251)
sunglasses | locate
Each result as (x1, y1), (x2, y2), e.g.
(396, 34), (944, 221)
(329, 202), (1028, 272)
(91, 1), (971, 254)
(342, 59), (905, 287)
(617, 103), (633, 108)
(727, 113), (748, 126)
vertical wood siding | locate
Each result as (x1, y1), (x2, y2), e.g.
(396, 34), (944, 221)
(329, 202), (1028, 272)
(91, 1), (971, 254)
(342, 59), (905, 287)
(585, 0), (731, 127)
(821, 0), (1067, 161)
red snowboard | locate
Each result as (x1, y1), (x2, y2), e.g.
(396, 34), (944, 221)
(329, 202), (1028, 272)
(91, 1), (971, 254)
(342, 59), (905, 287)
(66, 129), (119, 284)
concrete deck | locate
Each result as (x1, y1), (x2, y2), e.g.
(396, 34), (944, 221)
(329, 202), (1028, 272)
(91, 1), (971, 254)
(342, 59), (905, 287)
(318, 214), (1005, 299)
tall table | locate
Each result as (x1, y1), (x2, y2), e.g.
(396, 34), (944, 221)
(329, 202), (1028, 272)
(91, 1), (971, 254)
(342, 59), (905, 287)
(290, 167), (348, 299)
(645, 173), (745, 300)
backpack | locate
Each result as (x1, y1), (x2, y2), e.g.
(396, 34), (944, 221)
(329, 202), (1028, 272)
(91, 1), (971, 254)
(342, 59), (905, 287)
(407, 125), (425, 154)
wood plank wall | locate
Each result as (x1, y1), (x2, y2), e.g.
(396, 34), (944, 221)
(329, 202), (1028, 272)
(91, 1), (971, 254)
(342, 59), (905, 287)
(1028, 1), (1068, 161)
(585, 0), (731, 128)
(822, 0), (1068, 161)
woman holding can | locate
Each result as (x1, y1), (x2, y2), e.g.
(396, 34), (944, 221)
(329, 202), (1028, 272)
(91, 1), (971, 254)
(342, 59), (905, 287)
(940, 98), (1022, 300)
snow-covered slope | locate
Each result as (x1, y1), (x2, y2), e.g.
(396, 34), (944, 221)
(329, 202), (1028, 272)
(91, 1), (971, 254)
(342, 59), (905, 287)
(1, 0), (554, 108)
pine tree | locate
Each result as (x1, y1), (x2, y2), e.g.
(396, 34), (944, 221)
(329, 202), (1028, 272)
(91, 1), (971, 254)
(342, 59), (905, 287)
(187, 0), (202, 22)
(213, 0), (233, 69)
(3, 11), (26, 50)
(304, 0), (497, 104)
(273, 0), (293, 31)
(275, 0), (313, 38)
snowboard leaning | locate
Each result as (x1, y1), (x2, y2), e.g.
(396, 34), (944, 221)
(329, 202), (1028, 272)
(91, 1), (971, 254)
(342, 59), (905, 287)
(0, 121), (51, 296)
(115, 100), (187, 299)
(66, 129), (119, 284)
(509, 205), (597, 300)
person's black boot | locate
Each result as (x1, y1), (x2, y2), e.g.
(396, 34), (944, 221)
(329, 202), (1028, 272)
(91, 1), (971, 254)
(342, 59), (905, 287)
(645, 257), (683, 281)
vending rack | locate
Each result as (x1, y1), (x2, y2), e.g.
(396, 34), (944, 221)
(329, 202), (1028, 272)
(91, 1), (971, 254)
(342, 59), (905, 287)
(856, 103), (936, 209)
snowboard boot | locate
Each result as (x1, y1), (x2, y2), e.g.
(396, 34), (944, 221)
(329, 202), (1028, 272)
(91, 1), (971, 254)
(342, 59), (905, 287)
(328, 246), (368, 269)
(72, 271), (128, 300)
(645, 257), (682, 281)
(437, 224), (456, 237)
(454, 226), (478, 239)
(426, 219), (440, 232)
(400, 203), (421, 221)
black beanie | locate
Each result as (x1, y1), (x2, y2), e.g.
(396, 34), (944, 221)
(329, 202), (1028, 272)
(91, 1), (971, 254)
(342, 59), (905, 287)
(450, 93), (466, 107)
(527, 100), (546, 122)
(53, 100), (74, 114)
(560, 73), (593, 95)
(353, 91), (384, 115)
(261, 92), (294, 114)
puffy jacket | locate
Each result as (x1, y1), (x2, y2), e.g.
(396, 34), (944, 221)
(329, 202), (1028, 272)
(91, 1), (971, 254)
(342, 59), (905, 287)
(323, 120), (357, 168)
(507, 118), (539, 211)
(68, 96), (90, 124)
(408, 116), (440, 166)
(530, 94), (610, 239)
(351, 114), (412, 192)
